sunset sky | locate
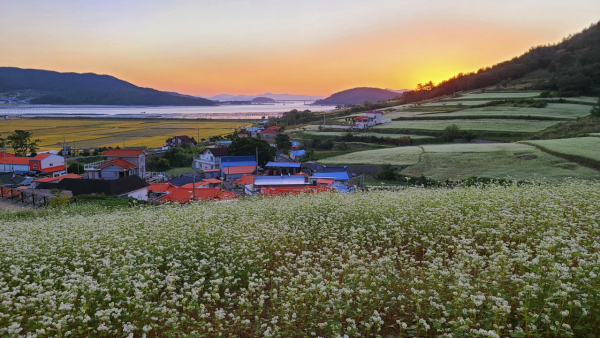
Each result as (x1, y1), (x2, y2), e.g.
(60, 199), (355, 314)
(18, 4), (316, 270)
(1, 0), (599, 97)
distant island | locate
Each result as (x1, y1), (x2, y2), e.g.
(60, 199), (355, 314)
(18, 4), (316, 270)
(209, 93), (324, 101)
(0, 67), (216, 106)
(314, 87), (400, 106)
(251, 97), (275, 103)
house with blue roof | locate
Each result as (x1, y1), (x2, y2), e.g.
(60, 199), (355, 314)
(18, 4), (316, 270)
(290, 149), (305, 161)
(220, 156), (257, 181)
(312, 172), (350, 184)
(265, 162), (302, 175)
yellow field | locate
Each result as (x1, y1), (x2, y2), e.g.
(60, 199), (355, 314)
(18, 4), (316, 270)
(0, 118), (250, 151)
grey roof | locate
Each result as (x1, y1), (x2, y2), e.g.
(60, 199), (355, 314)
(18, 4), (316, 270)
(253, 175), (308, 186)
(0, 173), (28, 186)
(36, 176), (149, 196)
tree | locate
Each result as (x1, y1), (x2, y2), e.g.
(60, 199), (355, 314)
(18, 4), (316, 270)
(163, 147), (192, 167)
(443, 124), (462, 142)
(228, 137), (275, 167)
(155, 158), (171, 171)
(67, 162), (85, 174)
(591, 97), (600, 117)
(376, 164), (398, 181)
(7, 130), (40, 156)
(275, 133), (292, 152)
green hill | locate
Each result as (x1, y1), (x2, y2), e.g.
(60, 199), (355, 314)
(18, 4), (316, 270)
(0, 67), (216, 106)
(400, 21), (600, 103)
(315, 87), (399, 105)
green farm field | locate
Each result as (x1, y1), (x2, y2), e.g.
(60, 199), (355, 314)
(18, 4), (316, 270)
(424, 103), (591, 120)
(522, 137), (600, 162)
(421, 100), (493, 106)
(449, 92), (542, 100)
(320, 142), (600, 181)
(373, 119), (559, 133)
(302, 131), (434, 139)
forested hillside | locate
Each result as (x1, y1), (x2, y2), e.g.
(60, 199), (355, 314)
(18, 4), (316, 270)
(0, 67), (215, 106)
(315, 87), (399, 105)
(400, 21), (600, 103)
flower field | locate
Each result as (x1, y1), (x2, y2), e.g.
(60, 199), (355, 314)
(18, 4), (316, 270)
(1, 181), (600, 337)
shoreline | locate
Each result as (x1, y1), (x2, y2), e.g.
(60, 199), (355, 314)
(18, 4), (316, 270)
(0, 103), (335, 120)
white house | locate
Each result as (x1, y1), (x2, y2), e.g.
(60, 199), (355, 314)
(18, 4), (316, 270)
(194, 147), (228, 170)
(29, 154), (67, 176)
(87, 148), (146, 180)
(353, 110), (391, 129)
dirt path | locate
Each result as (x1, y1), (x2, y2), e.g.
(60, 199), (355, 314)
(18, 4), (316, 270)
(0, 199), (26, 210)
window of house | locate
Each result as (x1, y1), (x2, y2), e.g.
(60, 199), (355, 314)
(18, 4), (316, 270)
(33, 164), (37, 168)
(49, 163), (53, 167)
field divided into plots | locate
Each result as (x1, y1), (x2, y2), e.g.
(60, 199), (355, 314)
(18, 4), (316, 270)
(373, 119), (559, 133)
(320, 142), (600, 181)
(522, 137), (600, 162)
(0, 118), (248, 150)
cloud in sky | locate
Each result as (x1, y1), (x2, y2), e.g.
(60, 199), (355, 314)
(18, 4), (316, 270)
(1, 0), (599, 96)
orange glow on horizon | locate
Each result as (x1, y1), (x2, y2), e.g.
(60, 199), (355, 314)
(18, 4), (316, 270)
(1, 1), (597, 98)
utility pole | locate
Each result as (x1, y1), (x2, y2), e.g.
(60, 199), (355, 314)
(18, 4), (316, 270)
(197, 127), (200, 145)
(255, 147), (258, 171)
(2, 142), (5, 173)
(192, 159), (196, 201)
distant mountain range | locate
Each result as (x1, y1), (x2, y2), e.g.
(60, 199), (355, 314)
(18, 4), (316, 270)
(0, 67), (215, 106)
(209, 93), (324, 101)
(314, 87), (401, 105)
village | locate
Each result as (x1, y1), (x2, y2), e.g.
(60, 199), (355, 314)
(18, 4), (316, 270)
(0, 112), (392, 206)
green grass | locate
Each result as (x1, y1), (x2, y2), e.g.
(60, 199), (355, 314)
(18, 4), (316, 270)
(529, 116), (600, 139)
(374, 119), (560, 133)
(424, 103), (590, 119)
(302, 131), (433, 139)
(451, 92), (542, 100)
(421, 100), (493, 106)
(522, 137), (600, 162)
(320, 143), (600, 181)
(168, 166), (193, 176)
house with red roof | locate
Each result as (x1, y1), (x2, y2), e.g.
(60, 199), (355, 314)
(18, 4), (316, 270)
(87, 148), (146, 180)
(1, 153), (66, 176)
(166, 135), (193, 147)
(156, 186), (237, 203)
(259, 129), (277, 140)
(353, 110), (389, 129)
(29, 153), (67, 175)
(32, 173), (81, 185)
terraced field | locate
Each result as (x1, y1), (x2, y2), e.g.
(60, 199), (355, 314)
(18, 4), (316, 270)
(0, 118), (248, 150)
(320, 143), (600, 181)
(449, 92), (542, 100)
(523, 137), (600, 162)
(373, 119), (559, 133)
(302, 131), (433, 139)
(424, 104), (591, 119)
